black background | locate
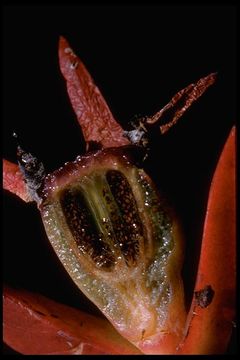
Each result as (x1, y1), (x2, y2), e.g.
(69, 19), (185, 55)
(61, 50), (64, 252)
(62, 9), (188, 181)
(2, 4), (236, 354)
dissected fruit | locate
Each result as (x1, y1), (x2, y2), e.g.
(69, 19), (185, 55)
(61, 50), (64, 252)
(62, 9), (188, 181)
(35, 146), (186, 352)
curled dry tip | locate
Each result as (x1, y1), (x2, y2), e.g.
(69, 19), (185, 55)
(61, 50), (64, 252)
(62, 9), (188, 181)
(206, 71), (218, 80)
(145, 72), (217, 134)
(124, 72), (217, 155)
(15, 139), (46, 205)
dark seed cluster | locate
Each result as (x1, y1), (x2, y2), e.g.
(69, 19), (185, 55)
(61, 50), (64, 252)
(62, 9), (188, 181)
(106, 170), (143, 266)
(59, 169), (166, 271)
(60, 188), (115, 269)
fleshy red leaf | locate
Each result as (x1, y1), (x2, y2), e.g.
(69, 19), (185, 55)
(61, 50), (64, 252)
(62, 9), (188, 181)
(177, 126), (236, 354)
(3, 159), (30, 202)
(58, 36), (130, 149)
(3, 286), (141, 355)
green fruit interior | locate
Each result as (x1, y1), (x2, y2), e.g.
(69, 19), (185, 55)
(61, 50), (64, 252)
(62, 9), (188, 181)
(40, 148), (181, 342)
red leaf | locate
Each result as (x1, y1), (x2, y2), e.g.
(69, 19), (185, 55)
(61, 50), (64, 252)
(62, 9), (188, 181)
(58, 36), (130, 149)
(3, 159), (30, 202)
(178, 126), (236, 354)
(3, 286), (141, 355)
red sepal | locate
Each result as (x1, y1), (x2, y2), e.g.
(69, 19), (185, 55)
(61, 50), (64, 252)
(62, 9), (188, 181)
(59, 36), (129, 149)
(178, 127), (236, 354)
(3, 286), (141, 355)
(3, 159), (30, 202)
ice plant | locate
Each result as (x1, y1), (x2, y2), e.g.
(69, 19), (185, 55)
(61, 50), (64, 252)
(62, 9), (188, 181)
(3, 37), (236, 355)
